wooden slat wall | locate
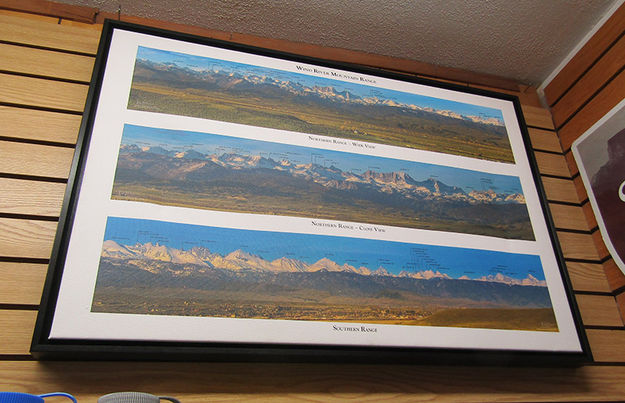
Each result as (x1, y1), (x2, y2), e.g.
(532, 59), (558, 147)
(544, 1), (625, 325)
(1, 4), (624, 401)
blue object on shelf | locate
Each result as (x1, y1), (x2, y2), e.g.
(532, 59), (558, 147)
(0, 392), (77, 403)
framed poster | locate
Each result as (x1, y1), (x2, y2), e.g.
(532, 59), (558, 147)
(572, 99), (625, 275)
(32, 20), (589, 363)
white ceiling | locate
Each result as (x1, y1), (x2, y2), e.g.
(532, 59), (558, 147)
(55, 0), (619, 85)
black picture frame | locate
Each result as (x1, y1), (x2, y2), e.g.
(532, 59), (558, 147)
(31, 20), (590, 364)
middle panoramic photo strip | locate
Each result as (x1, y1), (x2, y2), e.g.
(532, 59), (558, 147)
(112, 124), (534, 240)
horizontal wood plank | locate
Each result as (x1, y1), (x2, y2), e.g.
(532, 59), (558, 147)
(534, 152), (571, 178)
(558, 68), (625, 151)
(1, 141), (75, 181)
(0, 178), (66, 216)
(0, 42), (94, 82)
(558, 232), (601, 261)
(0, 361), (625, 403)
(544, 3), (625, 106)
(0, 361), (625, 401)
(0, 262), (46, 305)
(0, 9), (100, 54)
(0, 309), (37, 355)
(549, 204), (591, 232)
(566, 261), (611, 293)
(586, 329), (625, 362)
(0, 140), (74, 179)
(0, 73), (88, 112)
(520, 105), (555, 130)
(527, 127), (562, 153)
(0, 217), (56, 259)
(576, 294), (623, 327)
(551, 33), (625, 129)
(540, 177), (581, 204)
(0, 106), (81, 144)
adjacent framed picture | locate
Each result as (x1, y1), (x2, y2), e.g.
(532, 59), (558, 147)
(32, 20), (589, 363)
(572, 99), (625, 276)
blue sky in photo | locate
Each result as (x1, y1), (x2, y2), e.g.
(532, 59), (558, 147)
(103, 216), (545, 280)
(121, 124), (524, 195)
(136, 46), (506, 122)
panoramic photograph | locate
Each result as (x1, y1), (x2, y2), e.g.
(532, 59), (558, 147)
(92, 217), (557, 331)
(127, 46), (514, 163)
(111, 124), (534, 239)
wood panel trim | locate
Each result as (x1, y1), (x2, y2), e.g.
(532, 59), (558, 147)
(544, 2), (625, 106)
(0, 0), (97, 23)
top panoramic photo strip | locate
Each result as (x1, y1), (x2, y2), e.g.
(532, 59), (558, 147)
(127, 46), (515, 163)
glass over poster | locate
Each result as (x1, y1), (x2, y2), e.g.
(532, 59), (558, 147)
(32, 21), (588, 362)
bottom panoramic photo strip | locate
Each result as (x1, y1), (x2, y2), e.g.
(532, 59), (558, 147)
(91, 216), (557, 332)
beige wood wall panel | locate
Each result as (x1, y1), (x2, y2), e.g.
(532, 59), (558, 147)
(0, 141), (74, 179)
(586, 329), (625, 362)
(0, 73), (88, 112)
(549, 204), (591, 231)
(551, 34), (625, 129)
(534, 152), (571, 177)
(576, 294), (623, 327)
(566, 261), (611, 293)
(540, 177), (581, 204)
(0, 106), (81, 144)
(0, 262), (46, 305)
(544, 3), (625, 106)
(0, 178), (65, 216)
(0, 218), (56, 259)
(520, 105), (555, 130)
(557, 232), (601, 261)
(527, 127), (562, 153)
(0, 310), (37, 355)
(558, 69), (625, 151)
(1, 362), (625, 402)
(0, 10), (100, 54)
(0, 43), (94, 82)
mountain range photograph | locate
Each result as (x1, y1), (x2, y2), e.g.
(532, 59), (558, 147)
(111, 124), (534, 240)
(91, 217), (557, 332)
(127, 46), (515, 163)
